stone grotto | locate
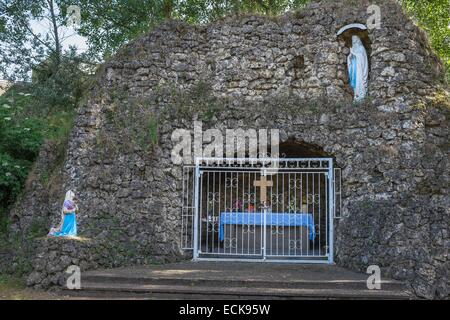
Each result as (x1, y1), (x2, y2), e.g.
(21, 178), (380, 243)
(2, 0), (448, 299)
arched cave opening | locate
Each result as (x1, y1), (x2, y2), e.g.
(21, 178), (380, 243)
(279, 139), (332, 159)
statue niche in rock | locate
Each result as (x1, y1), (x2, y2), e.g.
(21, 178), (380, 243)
(347, 35), (369, 102)
(337, 24), (370, 102)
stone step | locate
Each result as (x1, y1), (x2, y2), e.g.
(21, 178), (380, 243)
(60, 262), (411, 300)
(80, 273), (406, 291)
(62, 281), (411, 300)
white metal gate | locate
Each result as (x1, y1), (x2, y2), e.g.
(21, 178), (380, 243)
(182, 158), (340, 263)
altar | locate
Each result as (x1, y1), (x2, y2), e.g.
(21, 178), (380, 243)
(219, 212), (315, 254)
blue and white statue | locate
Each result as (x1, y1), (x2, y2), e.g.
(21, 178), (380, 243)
(48, 190), (78, 237)
(347, 35), (368, 101)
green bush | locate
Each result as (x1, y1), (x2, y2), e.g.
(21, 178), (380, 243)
(31, 51), (91, 113)
(0, 52), (89, 233)
(0, 92), (43, 212)
(0, 118), (42, 160)
(0, 153), (31, 208)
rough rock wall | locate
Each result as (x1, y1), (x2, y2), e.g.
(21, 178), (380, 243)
(105, 0), (443, 105)
(0, 80), (12, 96)
(6, 0), (448, 298)
(335, 102), (449, 299)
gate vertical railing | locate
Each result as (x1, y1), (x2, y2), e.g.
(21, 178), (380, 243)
(262, 169), (268, 260)
(327, 160), (334, 264)
(183, 157), (340, 263)
(333, 168), (342, 219)
(193, 162), (200, 259)
(181, 166), (195, 250)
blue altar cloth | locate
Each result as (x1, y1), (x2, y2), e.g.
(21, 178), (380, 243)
(219, 212), (315, 241)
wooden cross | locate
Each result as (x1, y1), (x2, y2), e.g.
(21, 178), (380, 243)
(253, 175), (273, 204)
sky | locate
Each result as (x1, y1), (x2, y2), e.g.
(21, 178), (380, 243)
(1, 11), (90, 81)
(30, 19), (88, 53)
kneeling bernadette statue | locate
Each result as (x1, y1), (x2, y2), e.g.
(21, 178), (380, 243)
(48, 190), (78, 237)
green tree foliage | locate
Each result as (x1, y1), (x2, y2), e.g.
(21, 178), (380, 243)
(399, 0), (450, 82)
(0, 0), (69, 81)
(31, 48), (91, 113)
(60, 0), (176, 59)
(67, 0), (309, 59)
(0, 2), (89, 231)
(0, 89), (40, 210)
(0, 153), (32, 208)
(66, 0), (449, 80)
(0, 79), (78, 231)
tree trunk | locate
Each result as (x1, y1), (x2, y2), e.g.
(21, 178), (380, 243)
(162, 0), (174, 19)
(47, 0), (61, 70)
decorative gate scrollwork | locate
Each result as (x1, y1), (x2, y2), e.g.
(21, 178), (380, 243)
(184, 157), (340, 264)
(224, 238), (237, 249)
(271, 225), (284, 235)
(242, 225), (255, 234)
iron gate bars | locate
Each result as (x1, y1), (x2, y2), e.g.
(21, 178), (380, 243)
(188, 158), (335, 263)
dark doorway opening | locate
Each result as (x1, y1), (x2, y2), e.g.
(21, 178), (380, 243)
(279, 139), (331, 158)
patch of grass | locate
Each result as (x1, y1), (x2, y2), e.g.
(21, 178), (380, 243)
(414, 89), (450, 111)
(428, 89), (450, 110)
(0, 274), (25, 290)
(148, 116), (159, 146)
(0, 275), (32, 300)
(43, 110), (75, 142)
(0, 274), (64, 300)
(99, 94), (162, 154)
(0, 204), (10, 235)
(158, 80), (228, 123)
(39, 170), (50, 186)
(27, 218), (49, 239)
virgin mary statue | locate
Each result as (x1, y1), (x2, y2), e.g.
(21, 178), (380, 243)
(347, 35), (368, 101)
(48, 190), (78, 237)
